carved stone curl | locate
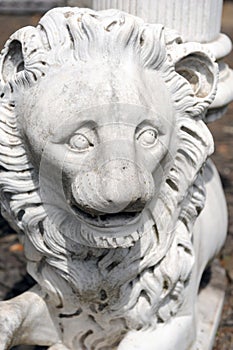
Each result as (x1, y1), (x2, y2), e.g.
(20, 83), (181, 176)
(0, 7), (227, 350)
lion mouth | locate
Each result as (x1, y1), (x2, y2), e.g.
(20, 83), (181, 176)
(70, 204), (141, 229)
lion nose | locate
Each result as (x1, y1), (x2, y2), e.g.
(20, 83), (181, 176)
(100, 160), (145, 213)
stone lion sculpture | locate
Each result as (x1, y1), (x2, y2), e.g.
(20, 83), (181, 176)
(0, 7), (227, 350)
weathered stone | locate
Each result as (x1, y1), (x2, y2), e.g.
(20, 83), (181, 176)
(0, 2), (230, 350)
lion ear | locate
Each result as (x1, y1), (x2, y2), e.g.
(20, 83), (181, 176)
(1, 39), (25, 83)
(173, 43), (218, 117)
(0, 27), (46, 87)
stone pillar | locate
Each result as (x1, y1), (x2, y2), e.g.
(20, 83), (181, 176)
(92, 0), (222, 42)
(90, 0), (233, 122)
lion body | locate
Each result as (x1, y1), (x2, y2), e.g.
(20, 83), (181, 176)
(0, 7), (227, 350)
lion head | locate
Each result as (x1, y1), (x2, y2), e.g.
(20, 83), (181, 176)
(0, 7), (218, 329)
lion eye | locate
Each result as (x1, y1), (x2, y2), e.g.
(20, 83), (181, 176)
(69, 133), (93, 151)
(137, 128), (158, 147)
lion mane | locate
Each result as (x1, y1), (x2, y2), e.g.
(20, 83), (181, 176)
(0, 7), (217, 344)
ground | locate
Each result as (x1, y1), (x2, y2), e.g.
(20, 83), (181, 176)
(0, 3), (232, 350)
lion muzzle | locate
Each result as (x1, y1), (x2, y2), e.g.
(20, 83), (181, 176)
(71, 158), (155, 227)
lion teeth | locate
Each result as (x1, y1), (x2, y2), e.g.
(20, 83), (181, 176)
(131, 231), (140, 241)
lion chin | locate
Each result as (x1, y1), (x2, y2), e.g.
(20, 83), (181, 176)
(52, 202), (148, 249)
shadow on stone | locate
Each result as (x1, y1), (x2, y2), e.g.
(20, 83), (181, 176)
(4, 274), (35, 300)
(199, 265), (212, 291)
(12, 346), (48, 350)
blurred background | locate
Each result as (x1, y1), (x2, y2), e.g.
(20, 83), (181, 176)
(0, 1), (232, 349)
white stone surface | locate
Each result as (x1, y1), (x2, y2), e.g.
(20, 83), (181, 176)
(0, 6), (229, 350)
(191, 261), (227, 350)
(91, 0), (222, 42)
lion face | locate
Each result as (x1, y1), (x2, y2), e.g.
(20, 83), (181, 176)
(0, 9), (218, 326)
(0, 8), (217, 250)
(16, 63), (175, 245)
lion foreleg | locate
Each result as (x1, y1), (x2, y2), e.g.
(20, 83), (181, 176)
(0, 288), (60, 349)
(118, 315), (195, 350)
